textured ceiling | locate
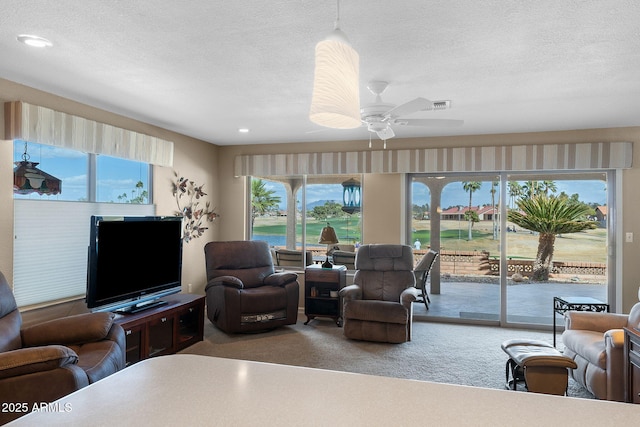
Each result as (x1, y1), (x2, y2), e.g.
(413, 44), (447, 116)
(1, 0), (639, 146)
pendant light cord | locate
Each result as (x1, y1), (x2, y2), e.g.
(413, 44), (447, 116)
(21, 141), (30, 161)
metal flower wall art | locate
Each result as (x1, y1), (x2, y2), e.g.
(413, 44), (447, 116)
(172, 172), (219, 243)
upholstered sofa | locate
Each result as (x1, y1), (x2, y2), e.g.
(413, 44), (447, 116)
(562, 301), (640, 401)
(0, 271), (126, 424)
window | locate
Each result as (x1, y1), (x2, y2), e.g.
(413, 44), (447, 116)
(250, 175), (362, 270)
(12, 141), (153, 307)
(13, 140), (151, 203)
(13, 140), (88, 201)
(97, 155), (150, 203)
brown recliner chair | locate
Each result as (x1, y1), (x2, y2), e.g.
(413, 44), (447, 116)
(0, 271), (125, 424)
(204, 240), (299, 333)
(562, 300), (640, 401)
(340, 244), (419, 343)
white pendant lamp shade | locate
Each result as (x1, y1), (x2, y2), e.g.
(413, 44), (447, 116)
(309, 30), (361, 129)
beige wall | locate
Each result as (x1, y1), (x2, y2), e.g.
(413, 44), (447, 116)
(2, 77), (640, 312)
(0, 139), (13, 278)
(0, 79), (219, 296)
(361, 173), (404, 244)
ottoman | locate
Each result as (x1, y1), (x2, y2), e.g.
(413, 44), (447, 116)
(501, 339), (578, 396)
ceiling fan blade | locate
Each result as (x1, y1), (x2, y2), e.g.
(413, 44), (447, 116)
(375, 127), (395, 140)
(385, 98), (433, 118)
(393, 118), (464, 127)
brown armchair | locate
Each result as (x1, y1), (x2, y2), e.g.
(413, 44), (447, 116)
(339, 244), (419, 343)
(0, 271), (125, 424)
(204, 240), (300, 333)
(562, 301), (640, 401)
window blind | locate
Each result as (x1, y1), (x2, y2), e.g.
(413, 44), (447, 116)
(13, 200), (155, 308)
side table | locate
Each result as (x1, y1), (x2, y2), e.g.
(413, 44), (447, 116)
(624, 327), (640, 403)
(304, 264), (346, 326)
(553, 296), (609, 347)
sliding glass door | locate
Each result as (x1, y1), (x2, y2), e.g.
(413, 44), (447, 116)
(504, 172), (609, 326)
(410, 171), (613, 327)
(411, 174), (501, 321)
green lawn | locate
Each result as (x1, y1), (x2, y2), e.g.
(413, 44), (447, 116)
(253, 217), (607, 263)
(253, 217), (361, 245)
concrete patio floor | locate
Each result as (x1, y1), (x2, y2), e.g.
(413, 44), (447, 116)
(412, 277), (608, 334)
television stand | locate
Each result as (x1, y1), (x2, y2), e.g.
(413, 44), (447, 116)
(116, 299), (168, 314)
(113, 293), (205, 366)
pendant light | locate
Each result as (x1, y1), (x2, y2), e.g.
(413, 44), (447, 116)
(309, 0), (361, 129)
(13, 141), (62, 196)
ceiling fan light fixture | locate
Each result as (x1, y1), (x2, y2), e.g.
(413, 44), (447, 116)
(309, 0), (360, 130)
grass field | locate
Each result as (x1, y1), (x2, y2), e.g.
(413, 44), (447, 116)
(253, 217), (607, 263)
(253, 216), (362, 244)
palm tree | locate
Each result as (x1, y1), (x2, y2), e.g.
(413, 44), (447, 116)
(251, 178), (281, 229)
(490, 181), (498, 240)
(540, 180), (557, 195)
(462, 181), (482, 240)
(508, 182), (522, 208)
(507, 194), (597, 281)
(522, 181), (542, 198)
(521, 180), (558, 198)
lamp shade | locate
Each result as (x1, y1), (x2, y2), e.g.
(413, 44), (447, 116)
(309, 29), (361, 129)
(319, 223), (339, 245)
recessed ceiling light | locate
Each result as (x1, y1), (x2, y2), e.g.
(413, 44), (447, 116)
(17, 34), (53, 48)
(238, 128), (250, 133)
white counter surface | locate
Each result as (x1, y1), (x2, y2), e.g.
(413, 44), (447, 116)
(8, 354), (640, 426)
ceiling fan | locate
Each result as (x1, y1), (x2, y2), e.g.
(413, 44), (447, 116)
(360, 80), (464, 142)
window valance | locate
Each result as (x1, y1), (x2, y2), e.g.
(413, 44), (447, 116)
(234, 141), (632, 176)
(4, 101), (174, 167)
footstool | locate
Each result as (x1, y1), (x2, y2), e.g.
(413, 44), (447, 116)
(501, 339), (577, 396)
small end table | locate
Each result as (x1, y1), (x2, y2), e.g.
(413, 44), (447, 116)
(553, 296), (609, 347)
(304, 264), (347, 326)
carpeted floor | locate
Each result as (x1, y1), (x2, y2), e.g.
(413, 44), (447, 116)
(180, 313), (594, 399)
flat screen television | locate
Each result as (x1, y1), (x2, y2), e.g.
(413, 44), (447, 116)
(86, 215), (183, 313)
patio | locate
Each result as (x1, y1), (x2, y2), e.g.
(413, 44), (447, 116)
(413, 277), (607, 334)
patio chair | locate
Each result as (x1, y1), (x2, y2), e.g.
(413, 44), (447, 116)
(413, 249), (438, 309)
(331, 250), (356, 270)
(274, 248), (313, 268)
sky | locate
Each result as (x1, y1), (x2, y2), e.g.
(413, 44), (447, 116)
(414, 179), (607, 208)
(262, 177), (607, 211)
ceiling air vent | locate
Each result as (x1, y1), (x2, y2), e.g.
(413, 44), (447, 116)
(429, 100), (451, 111)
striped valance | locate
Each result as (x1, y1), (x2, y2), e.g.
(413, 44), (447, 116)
(235, 142), (632, 176)
(4, 101), (174, 167)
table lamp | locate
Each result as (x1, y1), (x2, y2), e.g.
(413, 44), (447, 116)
(318, 222), (339, 268)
